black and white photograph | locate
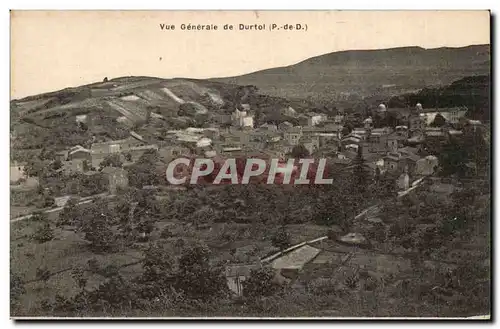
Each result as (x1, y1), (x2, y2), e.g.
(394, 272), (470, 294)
(9, 10), (491, 319)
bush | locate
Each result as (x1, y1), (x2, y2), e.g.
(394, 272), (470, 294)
(243, 268), (282, 299)
(175, 244), (229, 301)
(271, 228), (291, 251)
(32, 222), (54, 243)
(160, 227), (173, 239)
(99, 154), (123, 169)
(10, 271), (25, 309)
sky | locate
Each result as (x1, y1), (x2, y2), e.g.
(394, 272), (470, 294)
(10, 10), (490, 99)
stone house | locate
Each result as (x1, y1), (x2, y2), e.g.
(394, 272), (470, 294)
(55, 150), (69, 161)
(316, 133), (339, 148)
(334, 113), (345, 124)
(341, 135), (362, 150)
(127, 144), (159, 162)
(259, 123), (278, 132)
(283, 127), (303, 146)
(396, 173), (410, 191)
(68, 146), (92, 161)
(352, 128), (368, 140)
(101, 167), (129, 194)
(384, 152), (404, 173)
(424, 127), (449, 143)
(420, 107), (468, 125)
(299, 135), (320, 155)
(386, 133), (406, 152)
(306, 112), (328, 127)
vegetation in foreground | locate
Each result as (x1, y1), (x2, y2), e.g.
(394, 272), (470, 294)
(10, 158), (490, 317)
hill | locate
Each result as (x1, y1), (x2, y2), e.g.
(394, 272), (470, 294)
(387, 75), (491, 121)
(10, 77), (312, 159)
(213, 45), (490, 101)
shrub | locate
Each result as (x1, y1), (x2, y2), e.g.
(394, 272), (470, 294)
(31, 222), (54, 243)
(271, 228), (291, 251)
(243, 268), (282, 299)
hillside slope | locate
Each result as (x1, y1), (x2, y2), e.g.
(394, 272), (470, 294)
(388, 75), (491, 121)
(10, 76), (310, 157)
(213, 45), (490, 100)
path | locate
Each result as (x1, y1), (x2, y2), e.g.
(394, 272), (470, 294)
(10, 193), (113, 223)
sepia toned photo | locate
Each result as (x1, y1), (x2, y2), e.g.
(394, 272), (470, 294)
(9, 10), (491, 319)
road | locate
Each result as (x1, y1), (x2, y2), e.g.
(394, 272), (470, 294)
(10, 193), (113, 223)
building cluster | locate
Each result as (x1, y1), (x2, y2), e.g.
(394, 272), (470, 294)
(325, 102), (482, 190)
(50, 100), (483, 194)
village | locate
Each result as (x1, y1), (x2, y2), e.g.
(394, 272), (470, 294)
(10, 94), (488, 301)
(8, 9), (492, 318)
(10, 97), (485, 198)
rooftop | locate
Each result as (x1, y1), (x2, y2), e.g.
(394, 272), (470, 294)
(403, 153), (421, 162)
(387, 133), (406, 140)
(101, 166), (127, 175)
(285, 127), (303, 134)
(129, 144), (159, 151)
(225, 263), (261, 278)
(426, 131), (446, 137)
(421, 106), (468, 114)
(271, 245), (322, 270)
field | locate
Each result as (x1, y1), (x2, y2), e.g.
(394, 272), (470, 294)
(10, 178), (491, 317)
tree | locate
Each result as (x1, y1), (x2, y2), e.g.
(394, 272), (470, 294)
(39, 147), (56, 161)
(36, 266), (52, 283)
(124, 152), (132, 162)
(386, 112), (401, 128)
(178, 103), (199, 117)
(78, 201), (116, 252)
(31, 211), (48, 222)
(99, 154), (123, 169)
(140, 242), (175, 292)
(81, 215), (116, 252)
(32, 221), (55, 243)
(128, 150), (161, 188)
(438, 140), (468, 177)
(52, 159), (63, 171)
(57, 198), (79, 227)
(71, 267), (88, 292)
(342, 123), (354, 136)
(175, 244), (229, 300)
(430, 113), (446, 127)
(463, 128), (490, 177)
(42, 194), (55, 208)
(10, 271), (25, 310)
(352, 146), (371, 194)
(243, 267), (281, 298)
(290, 144), (310, 158)
(271, 228), (291, 251)
(23, 158), (47, 178)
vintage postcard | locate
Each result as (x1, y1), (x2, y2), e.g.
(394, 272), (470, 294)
(10, 10), (491, 319)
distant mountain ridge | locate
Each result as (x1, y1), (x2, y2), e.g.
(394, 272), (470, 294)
(213, 44), (490, 100)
